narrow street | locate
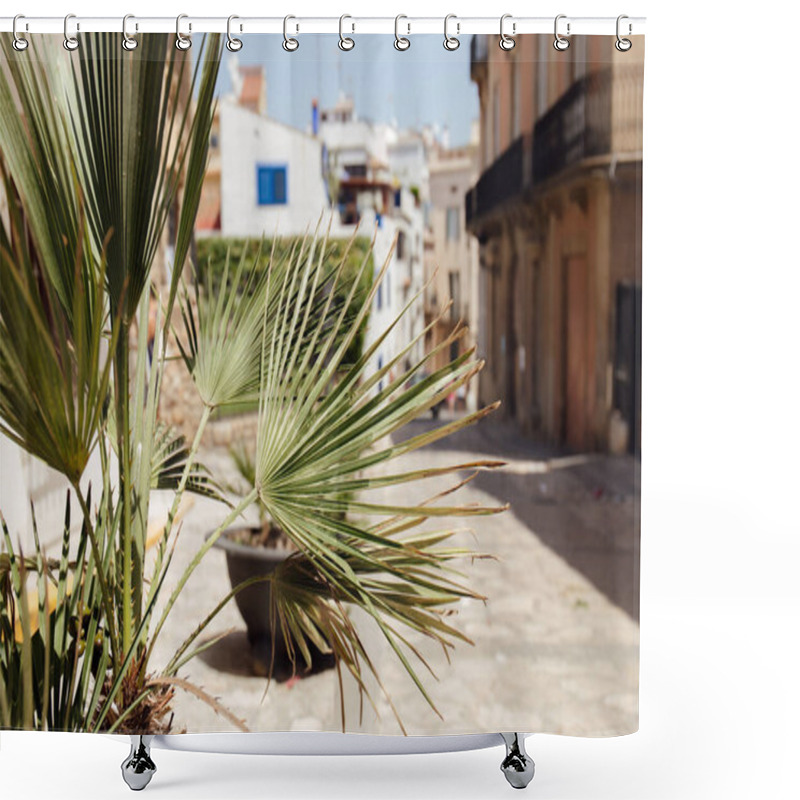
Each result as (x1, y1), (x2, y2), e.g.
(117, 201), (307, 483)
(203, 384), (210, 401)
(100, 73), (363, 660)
(151, 413), (639, 738)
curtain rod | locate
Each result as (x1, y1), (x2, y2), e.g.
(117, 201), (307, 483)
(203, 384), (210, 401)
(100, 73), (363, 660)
(0, 16), (646, 37)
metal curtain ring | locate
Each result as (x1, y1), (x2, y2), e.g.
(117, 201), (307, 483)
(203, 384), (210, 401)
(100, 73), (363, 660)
(394, 15), (410, 51)
(616, 15), (632, 51)
(443, 14), (460, 51)
(339, 15), (354, 51)
(175, 14), (192, 51)
(554, 14), (570, 51)
(227, 15), (243, 52)
(122, 14), (138, 51)
(283, 15), (299, 51)
(63, 14), (79, 51)
(499, 14), (515, 51)
(12, 14), (29, 51)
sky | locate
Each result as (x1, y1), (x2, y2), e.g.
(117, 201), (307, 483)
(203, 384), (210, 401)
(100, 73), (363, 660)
(214, 34), (480, 147)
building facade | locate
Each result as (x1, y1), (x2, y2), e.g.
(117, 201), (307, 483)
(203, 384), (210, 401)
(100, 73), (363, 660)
(466, 35), (643, 454)
(318, 96), (428, 389)
(219, 102), (330, 239)
(424, 141), (481, 412)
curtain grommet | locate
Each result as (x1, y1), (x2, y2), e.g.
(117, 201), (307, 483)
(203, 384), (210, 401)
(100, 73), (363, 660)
(444, 14), (460, 51)
(12, 14), (29, 51)
(554, 14), (570, 51)
(615, 15), (633, 51)
(499, 14), (516, 51)
(175, 14), (192, 51)
(283, 15), (299, 52)
(227, 15), (243, 52)
(122, 14), (138, 51)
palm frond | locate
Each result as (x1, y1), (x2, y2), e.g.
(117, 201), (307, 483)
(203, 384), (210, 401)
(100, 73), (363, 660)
(67, 32), (223, 323)
(0, 496), (114, 731)
(0, 163), (119, 484)
(244, 228), (504, 726)
(178, 240), (275, 409)
(150, 422), (227, 503)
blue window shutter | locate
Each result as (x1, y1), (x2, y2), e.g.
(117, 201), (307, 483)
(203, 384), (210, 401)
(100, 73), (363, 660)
(272, 167), (287, 203)
(257, 166), (288, 205)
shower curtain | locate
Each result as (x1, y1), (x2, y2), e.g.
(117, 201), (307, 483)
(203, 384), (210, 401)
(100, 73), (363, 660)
(0, 26), (643, 741)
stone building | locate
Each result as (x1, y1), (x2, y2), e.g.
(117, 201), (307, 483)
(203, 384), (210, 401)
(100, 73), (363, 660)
(466, 35), (643, 454)
(424, 139), (482, 412)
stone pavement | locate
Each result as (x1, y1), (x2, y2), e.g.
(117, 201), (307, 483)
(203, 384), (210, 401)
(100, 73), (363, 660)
(148, 414), (639, 738)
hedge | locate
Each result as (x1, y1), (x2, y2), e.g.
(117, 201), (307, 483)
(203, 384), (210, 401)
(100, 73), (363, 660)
(195, 235), (374, 371)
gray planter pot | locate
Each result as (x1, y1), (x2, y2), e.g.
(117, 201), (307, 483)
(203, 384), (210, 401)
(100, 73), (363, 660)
(210, 527), (290, 651)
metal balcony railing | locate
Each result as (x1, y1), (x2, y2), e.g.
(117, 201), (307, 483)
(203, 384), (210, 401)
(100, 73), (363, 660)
(466, 134), (529, 227)
(467, 65), (643, 227)
(533, 66), (642, 183)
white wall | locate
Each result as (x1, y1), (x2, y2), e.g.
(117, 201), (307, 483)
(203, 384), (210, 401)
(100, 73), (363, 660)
(220, 103), (331, 239)
(0, 433), (106, 553)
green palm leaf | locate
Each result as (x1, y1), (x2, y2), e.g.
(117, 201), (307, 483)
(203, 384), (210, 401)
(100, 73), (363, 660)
(150, 423), (227, 503)
(0, 164), (118, 484)
(247, 230), (505, 726)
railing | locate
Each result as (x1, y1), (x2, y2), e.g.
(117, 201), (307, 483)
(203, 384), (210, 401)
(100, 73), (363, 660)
(533, 65), (642, 183)
(466, 134), (529, 227)
(467, 65), (643, 227)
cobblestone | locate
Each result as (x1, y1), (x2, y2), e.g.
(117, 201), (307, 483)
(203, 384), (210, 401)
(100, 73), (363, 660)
(148, 414), (639, 737)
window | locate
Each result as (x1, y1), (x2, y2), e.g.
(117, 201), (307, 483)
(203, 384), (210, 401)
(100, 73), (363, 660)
(397, 231), (407, 261)
(257, 165), (288, 205)
(448, 271), (460, 320)
(446, 207), (460, 242)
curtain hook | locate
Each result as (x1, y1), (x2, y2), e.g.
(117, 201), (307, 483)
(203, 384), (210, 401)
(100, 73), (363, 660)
(394, 15), (410, 51)
(63, 14), (79, 51)
(283, 15), (299, 52)
(175, 14), (192, 51)
(499, 14), (516, 51)
(227, 15), (243, 52)
(338, 14), (355, 51)
(615, 15), (632, 52)
(122, 14), (138, 51)
(444, 14), (460, 51)
(554, 14), (570, 51)
(12, 14), (29, 51)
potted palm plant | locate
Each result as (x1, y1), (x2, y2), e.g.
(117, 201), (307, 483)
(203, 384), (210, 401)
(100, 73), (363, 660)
(0, 31), (504, 742)
(213, 442), (298, 667)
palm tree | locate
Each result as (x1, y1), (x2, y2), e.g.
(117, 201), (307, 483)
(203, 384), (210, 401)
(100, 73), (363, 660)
(0, 32), (503, 734)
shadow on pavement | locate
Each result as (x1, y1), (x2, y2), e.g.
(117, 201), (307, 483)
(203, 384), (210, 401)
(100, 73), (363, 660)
(393, 414), (641, 621)
(197, 629), (337, 682)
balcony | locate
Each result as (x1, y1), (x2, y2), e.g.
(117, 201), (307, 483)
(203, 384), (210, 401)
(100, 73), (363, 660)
(465, 134), (530, 228)
(467, 65), (643, 229)
(533, 66), (643, 184)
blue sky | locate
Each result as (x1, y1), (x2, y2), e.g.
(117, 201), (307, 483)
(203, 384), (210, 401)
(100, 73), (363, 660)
(215, 34), (480, 146)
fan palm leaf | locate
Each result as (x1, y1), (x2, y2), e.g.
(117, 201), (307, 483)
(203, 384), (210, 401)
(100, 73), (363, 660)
(0, 164), (119, 485)
(250, 230), (504, 725)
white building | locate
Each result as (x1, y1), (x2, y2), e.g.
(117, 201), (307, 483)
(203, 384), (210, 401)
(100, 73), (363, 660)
(219, 102), (331, 239)
(318, 96), (429, 390)
(207, 83), (431, 394)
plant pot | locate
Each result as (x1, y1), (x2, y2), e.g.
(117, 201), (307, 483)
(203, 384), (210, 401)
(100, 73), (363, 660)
(210, 527), (291, 655)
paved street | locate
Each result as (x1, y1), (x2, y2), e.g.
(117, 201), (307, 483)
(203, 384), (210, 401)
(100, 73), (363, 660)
(149, 413), (639, 738)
